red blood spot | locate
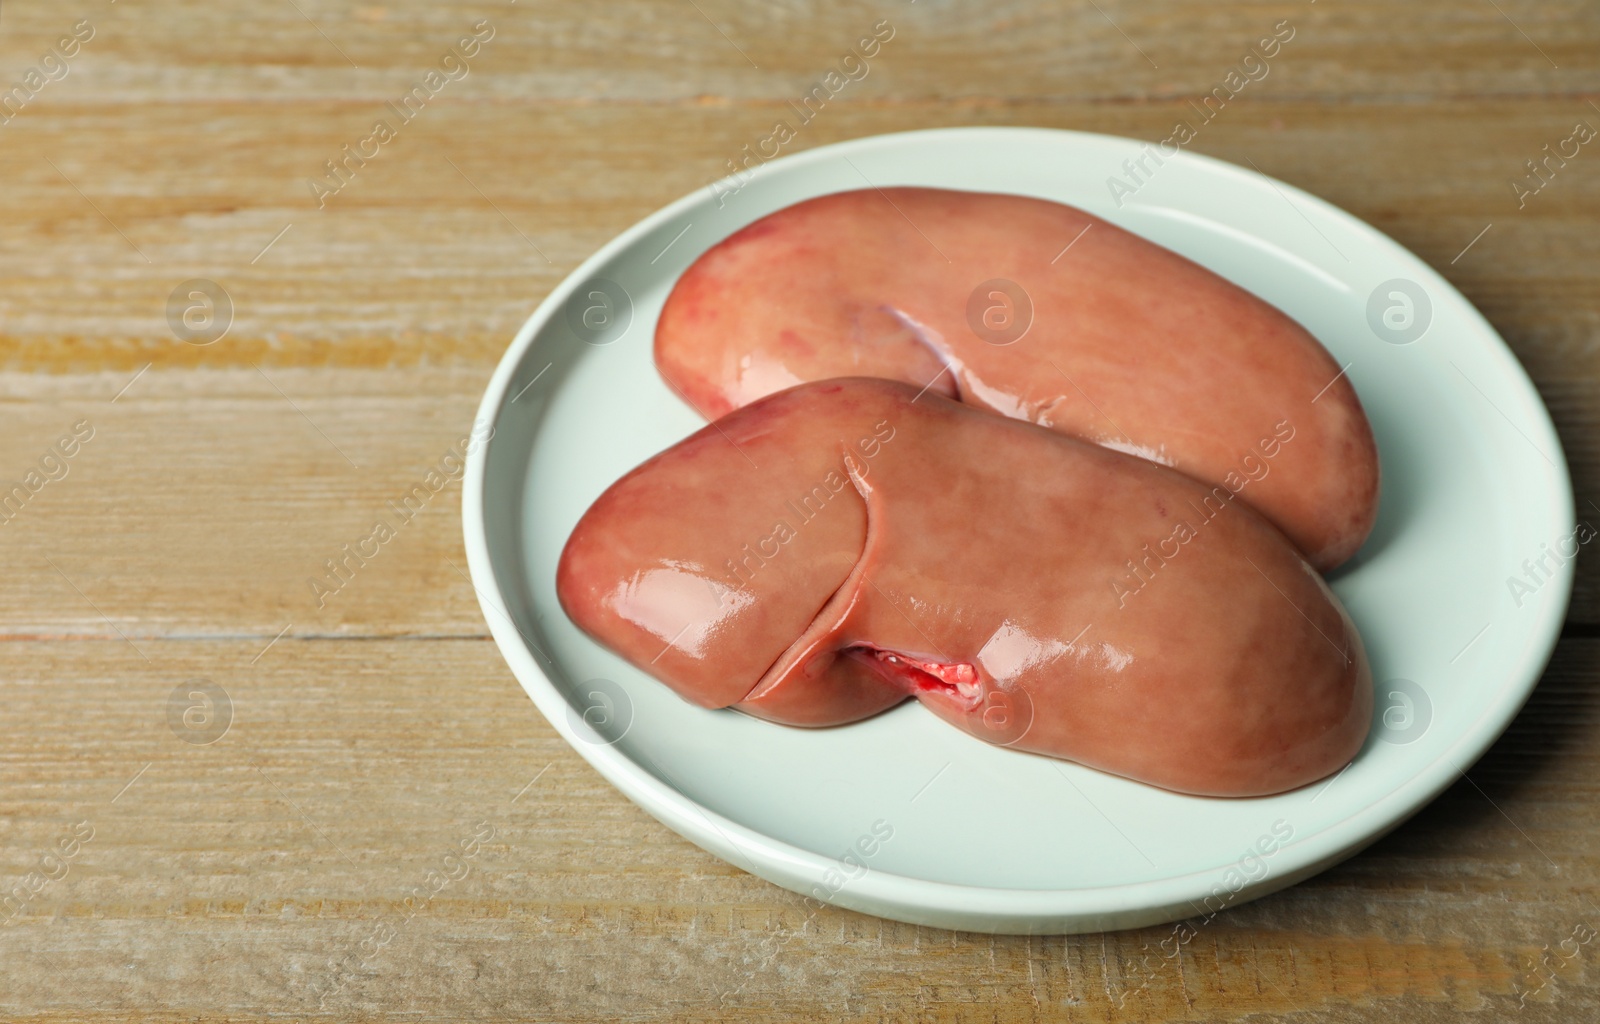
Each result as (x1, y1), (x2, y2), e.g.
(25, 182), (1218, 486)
(849, 645), (982, 708)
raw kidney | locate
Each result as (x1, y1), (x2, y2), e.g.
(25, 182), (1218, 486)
(558, 378), (1371, 797)
(655, 187), (1379, 570)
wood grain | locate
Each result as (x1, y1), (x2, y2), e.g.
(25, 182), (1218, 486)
(2, 0), (1599, 1020)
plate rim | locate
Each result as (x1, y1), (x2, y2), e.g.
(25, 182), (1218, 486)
(461, 125), (1575, 933)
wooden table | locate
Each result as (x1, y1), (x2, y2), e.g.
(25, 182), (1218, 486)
(2, 1), (1597, 1020)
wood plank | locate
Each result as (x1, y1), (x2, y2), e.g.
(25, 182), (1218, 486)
(0, 0), (1590, 105)
(2, 99), (1596, 377)
(1, 635), (1597, 1020)
(0, 367), (491, 637)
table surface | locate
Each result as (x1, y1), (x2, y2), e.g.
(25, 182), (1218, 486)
(3, 1), (1599, 1021)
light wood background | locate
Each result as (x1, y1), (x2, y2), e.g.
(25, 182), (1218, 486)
(2, 1), (1598, 1020)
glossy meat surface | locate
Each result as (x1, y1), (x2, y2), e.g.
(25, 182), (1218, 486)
(655, 187), (1379, 570)
(558, 378), (1372, 797)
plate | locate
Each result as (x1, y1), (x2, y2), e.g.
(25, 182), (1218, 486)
(462, 127), (1573, 934)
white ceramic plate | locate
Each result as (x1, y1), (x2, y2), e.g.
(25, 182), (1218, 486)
(462, 127), (1573, 934)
